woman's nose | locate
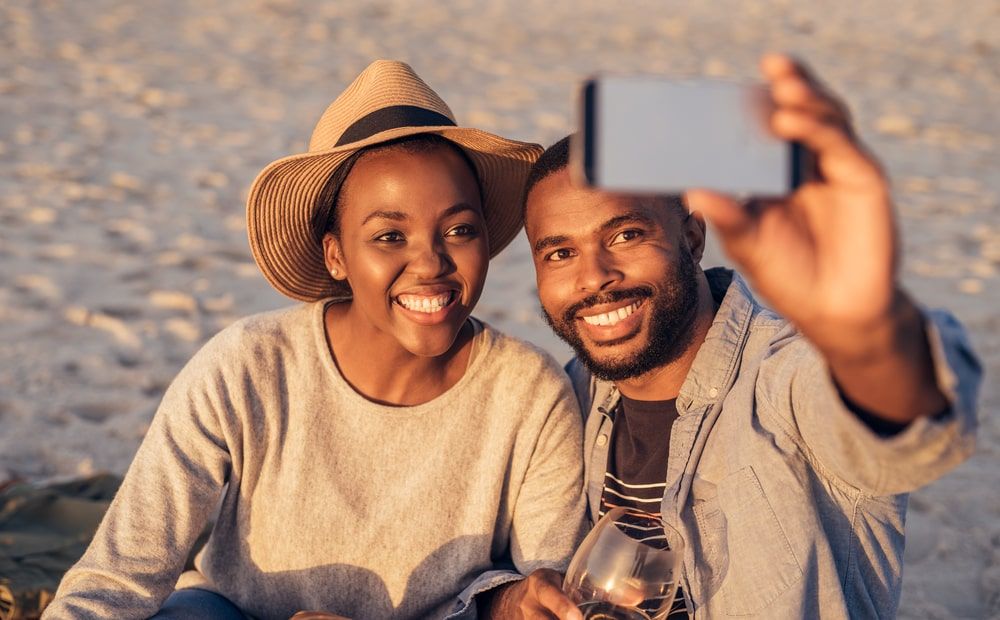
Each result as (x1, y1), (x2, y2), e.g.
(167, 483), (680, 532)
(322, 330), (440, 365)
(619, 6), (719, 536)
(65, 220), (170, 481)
(408, 238), (454, 278)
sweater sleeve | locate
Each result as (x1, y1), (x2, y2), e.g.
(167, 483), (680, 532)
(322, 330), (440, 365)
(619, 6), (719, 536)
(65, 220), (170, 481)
(506, 380), (588, 574)
(43, 338), (236, 619)
(450, 364), (587, 619)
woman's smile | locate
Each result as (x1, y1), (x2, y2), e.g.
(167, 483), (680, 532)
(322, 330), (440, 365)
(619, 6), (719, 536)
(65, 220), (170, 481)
(393, 287), (461, 325)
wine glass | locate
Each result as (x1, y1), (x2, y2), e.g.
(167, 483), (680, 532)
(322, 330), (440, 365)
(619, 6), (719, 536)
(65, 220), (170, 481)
(563, 507), (684, 620)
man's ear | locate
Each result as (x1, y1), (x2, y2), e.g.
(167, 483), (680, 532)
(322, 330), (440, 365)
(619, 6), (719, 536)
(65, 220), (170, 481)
(684, 210), (708, 264)
(322, 233), (347, 282)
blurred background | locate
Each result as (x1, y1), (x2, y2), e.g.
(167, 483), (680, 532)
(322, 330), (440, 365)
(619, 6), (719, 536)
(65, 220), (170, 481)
(1, 1), (997, 616)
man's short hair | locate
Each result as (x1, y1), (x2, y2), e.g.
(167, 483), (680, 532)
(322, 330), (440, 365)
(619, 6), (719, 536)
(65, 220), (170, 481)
(524, 135), (572, 203)
(523, 134), (686, 218)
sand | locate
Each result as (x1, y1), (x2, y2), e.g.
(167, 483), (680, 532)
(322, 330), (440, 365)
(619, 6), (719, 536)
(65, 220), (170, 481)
(1, 0), (997, 617)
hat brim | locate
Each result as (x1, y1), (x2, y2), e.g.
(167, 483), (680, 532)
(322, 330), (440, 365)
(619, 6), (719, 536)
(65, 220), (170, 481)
(247, 126), (542, 302)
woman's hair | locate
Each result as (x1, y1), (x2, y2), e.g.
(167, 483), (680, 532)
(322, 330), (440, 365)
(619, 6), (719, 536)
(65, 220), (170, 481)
(310, 134), (483, 243)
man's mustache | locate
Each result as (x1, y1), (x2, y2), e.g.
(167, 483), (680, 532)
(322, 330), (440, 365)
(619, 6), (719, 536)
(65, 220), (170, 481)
(562, 287), (654, 324)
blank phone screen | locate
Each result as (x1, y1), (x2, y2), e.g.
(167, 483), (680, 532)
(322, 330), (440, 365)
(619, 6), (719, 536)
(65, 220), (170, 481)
(585, 78), (792, 196)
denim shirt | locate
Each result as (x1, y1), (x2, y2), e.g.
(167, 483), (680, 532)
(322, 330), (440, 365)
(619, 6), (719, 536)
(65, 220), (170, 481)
(567, 268), (981, 618)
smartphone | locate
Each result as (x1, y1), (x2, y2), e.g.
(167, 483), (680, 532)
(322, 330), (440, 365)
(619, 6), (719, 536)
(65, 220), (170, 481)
(574, 77), (809, 196)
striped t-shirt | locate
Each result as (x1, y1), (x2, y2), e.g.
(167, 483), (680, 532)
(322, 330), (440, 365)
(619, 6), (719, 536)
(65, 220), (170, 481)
(599, 395), (688, 619)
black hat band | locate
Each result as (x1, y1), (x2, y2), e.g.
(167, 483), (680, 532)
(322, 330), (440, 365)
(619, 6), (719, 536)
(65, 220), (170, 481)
(335, 105), (456, 147)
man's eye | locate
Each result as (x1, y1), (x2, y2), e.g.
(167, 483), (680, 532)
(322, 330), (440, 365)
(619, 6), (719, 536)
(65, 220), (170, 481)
(611, 229), (643, 244)
(446, 224), (478, 237)
(545, 248), (575, 262)
(375, 231), (404, 243)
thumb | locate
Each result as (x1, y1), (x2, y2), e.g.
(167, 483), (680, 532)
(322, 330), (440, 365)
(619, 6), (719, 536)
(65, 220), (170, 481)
(684, 189), (753, 238)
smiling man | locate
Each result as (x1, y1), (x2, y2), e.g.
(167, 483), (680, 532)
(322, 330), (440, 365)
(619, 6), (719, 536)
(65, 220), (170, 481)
(483, 55), (981, 619)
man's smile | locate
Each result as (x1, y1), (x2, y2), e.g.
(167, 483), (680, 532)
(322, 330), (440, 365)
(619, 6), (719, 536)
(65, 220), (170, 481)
(575, 298), (646, 344)
(578, 299), (644, 326)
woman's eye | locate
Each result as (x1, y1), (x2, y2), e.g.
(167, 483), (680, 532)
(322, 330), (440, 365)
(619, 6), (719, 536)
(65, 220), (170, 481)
(375, 231), (404, 243)
(446, 224), (478, 238)
(544, 248), (575, 262)
(611, 229), (643, 245)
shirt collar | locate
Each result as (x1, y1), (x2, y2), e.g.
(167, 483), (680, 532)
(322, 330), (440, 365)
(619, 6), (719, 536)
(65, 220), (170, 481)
(676, 267), (756, 413)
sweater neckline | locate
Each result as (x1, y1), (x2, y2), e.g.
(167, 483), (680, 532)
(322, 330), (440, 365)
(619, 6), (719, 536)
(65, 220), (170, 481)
(312, 300), (491, 415)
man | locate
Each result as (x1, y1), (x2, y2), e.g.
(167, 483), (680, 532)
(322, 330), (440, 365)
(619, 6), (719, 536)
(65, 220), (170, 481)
(483, 55), (980, 618)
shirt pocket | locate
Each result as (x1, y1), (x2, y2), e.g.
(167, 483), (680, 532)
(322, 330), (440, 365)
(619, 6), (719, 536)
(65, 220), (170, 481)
(701, 466), (803, 616)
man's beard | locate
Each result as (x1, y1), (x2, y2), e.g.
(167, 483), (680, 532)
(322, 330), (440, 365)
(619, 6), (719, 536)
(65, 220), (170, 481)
(542, 248), (701, 382)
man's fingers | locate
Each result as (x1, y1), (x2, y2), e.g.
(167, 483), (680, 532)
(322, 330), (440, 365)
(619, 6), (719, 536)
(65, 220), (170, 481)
(684, 190), (753, 237)
(685, 191), (794, 273)
(771, 110), (878, 183)
(770, 77), (850, 129)
(761, 53), (825, 94)
(771, 109), (851, 153)
(763, 53), (852, 132)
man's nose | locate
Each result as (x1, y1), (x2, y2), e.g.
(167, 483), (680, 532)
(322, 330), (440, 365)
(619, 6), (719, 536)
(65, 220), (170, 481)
(576, 247), (623, 292)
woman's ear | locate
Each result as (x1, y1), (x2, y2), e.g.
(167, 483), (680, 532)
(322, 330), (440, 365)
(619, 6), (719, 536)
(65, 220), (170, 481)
(322, 233), (347, 281)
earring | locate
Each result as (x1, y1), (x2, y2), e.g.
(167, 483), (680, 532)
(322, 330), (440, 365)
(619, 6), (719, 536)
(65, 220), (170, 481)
(330, 268), (339, 277)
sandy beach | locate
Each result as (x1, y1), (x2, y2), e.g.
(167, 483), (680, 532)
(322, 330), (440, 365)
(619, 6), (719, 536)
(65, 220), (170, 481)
(1, 0), (997, 616)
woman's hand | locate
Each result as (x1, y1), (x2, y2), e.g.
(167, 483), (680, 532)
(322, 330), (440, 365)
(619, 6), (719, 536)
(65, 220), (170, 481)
(481, 569), (582, 620)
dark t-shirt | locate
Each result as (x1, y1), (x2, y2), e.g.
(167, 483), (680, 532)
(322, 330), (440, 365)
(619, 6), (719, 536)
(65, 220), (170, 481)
(599, 395), (688, 619)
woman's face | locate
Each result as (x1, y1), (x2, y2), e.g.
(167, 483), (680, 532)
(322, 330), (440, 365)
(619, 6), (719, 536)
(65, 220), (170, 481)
(323, 144), (488, 358)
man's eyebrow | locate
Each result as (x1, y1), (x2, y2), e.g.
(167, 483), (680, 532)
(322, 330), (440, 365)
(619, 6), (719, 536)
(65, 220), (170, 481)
(533, 234), (570, 254)
(532, 211), (655, 254)
(598, 211), (656, 233)
(362, 210), (407, 226)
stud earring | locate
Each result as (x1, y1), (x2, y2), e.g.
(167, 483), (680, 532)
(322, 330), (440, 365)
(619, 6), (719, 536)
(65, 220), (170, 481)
(330, 268), (339, 277)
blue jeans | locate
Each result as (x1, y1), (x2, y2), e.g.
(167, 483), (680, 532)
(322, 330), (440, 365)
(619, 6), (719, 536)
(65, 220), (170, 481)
(150, 588), (247, 619)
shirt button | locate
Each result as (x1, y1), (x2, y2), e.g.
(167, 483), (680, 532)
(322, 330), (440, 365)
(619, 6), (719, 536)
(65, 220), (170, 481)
(596, 434), (609, 447)
(709, 388), (719, 398)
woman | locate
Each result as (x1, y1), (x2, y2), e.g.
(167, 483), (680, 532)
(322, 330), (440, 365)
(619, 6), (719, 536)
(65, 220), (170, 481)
(45, 61), (586, 620)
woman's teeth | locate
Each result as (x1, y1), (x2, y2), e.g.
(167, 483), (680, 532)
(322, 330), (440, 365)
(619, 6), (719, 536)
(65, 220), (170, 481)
(581, 300), (641, 326)
(396, 292), (453, 313)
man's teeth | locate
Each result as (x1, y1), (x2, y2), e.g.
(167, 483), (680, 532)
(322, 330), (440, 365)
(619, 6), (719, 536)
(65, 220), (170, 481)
(581, 301), (640, 326)
(397, 292), (452, 313)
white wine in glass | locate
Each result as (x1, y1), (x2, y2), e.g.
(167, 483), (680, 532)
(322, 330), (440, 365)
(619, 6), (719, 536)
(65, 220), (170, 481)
(563, 508), (684, 620)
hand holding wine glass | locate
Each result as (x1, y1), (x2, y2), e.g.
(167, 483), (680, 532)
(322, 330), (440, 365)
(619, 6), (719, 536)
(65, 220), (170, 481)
(562, 508), (685, 620)
(483, 508), (683, 619)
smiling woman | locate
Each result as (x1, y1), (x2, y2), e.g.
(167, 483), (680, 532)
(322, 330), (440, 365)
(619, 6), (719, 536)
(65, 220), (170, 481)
(43, 61), (587, 620)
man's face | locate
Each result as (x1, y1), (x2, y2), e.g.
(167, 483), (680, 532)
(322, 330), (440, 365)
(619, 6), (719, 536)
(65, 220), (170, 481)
(525, 169), (701, 381)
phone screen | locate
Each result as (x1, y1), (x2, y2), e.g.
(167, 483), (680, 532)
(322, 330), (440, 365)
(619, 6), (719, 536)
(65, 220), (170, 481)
(577, 77), (803, 196)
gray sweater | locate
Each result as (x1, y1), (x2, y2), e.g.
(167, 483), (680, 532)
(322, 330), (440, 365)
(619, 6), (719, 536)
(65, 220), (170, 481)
(45, 301), (587, 619)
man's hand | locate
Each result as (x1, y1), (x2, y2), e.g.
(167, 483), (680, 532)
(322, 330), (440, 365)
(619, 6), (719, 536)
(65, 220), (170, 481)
(686, 54), (895, 351)
(289, 612), (351, 620)
(685, 54), (947, 423)
(480, 569), (582, 620)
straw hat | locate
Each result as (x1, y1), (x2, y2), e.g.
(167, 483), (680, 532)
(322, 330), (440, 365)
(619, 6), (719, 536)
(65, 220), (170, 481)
(246, 60), (543, 302)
